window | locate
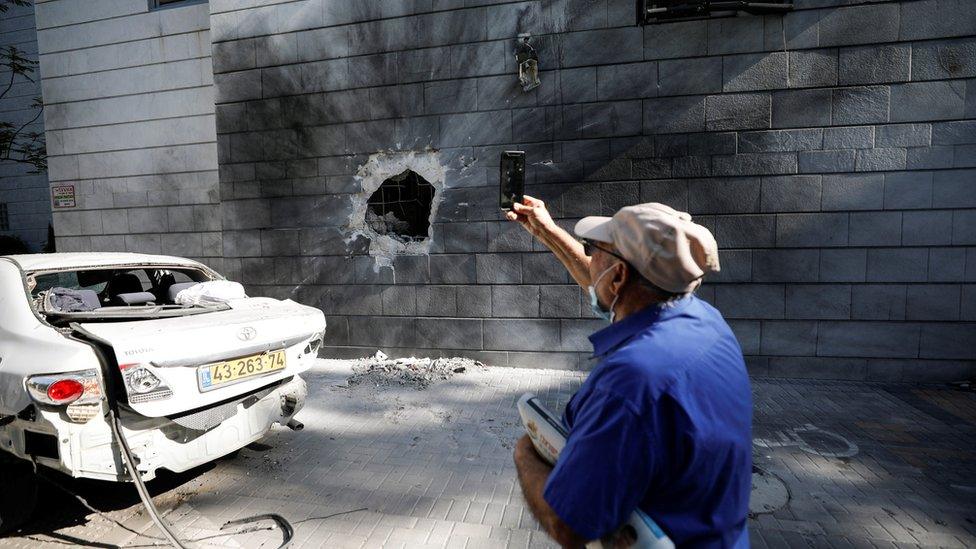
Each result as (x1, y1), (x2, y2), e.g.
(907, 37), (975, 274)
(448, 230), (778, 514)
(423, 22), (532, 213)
(637, 0), (792, 24)
(149, 0), (207, 10)
(0, 203), (8, 231)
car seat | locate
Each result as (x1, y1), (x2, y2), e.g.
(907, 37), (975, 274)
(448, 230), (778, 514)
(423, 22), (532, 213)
(103, 273), (144, 305)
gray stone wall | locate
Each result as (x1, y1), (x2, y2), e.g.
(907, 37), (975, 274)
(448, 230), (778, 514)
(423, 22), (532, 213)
(0, 2), (51, 251)
(209, 0), (976, 381)
(34, 0), (221, 266)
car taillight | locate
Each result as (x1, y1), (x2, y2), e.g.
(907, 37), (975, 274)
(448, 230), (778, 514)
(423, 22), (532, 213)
(47, 379), (84, 403)
(26, 369), (103, 423)
(120, 363), (173, 403)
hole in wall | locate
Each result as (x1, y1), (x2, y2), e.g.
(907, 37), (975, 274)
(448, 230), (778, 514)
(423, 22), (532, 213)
(365, 170), (434, 243)
(346, 150), (447, 268)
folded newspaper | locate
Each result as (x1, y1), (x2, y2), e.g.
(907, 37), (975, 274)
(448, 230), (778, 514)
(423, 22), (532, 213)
(517, 393), (675, 549)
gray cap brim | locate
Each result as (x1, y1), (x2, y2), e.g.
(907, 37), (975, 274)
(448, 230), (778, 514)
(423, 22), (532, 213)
(574, 216), (613, 243)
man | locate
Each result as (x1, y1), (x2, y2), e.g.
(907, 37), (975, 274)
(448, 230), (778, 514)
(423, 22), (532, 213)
(507, 197), (752, 548)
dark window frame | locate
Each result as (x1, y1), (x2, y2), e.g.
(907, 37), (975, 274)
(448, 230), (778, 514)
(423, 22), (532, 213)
(149, 0), (208, 11)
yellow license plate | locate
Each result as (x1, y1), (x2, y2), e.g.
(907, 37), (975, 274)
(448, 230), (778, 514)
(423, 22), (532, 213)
(198, 350), (286, 391)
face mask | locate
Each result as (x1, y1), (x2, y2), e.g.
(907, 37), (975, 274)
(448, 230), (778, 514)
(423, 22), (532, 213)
(588, 263), (620, 323)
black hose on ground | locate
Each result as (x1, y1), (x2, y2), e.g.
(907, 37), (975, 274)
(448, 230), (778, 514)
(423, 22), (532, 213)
(105, 384), (295, 549)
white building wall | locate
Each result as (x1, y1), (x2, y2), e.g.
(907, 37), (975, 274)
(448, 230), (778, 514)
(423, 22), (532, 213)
(34, 0), (221, 265)
(0, 2), (52, 251)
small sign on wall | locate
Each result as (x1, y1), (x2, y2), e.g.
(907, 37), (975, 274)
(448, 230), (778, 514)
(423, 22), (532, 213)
(52, 185), (76, 209)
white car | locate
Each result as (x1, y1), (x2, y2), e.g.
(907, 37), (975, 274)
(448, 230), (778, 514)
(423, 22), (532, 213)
(0, 252), (325, 532)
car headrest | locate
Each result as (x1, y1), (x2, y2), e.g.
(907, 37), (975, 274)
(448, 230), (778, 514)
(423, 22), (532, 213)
(114, 292), (156, 306)
(105, 273), (143, 296)
(167, 282), (199, 302)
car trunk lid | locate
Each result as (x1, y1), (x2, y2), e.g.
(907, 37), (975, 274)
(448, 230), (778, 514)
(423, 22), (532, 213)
(76, 298), (324, 418)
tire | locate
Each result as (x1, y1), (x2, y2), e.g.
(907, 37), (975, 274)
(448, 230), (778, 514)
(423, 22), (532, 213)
(0, 454), (38, 535)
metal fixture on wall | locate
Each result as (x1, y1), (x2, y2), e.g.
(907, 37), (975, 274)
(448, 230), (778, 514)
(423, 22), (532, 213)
(515, 34), (540, 92)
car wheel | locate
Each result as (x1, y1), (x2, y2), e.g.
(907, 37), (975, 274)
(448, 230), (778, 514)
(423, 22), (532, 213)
(0, 455), (38, 535)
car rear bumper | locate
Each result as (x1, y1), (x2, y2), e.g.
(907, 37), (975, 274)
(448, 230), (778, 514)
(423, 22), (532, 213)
(0, 376), (307, 481)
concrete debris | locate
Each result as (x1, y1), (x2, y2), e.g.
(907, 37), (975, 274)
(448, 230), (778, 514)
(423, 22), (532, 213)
(346, 351), (483, 390)
(365, 210), (413, 240)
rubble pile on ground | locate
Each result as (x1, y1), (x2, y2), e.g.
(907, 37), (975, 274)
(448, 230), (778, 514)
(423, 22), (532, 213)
(346, 351), (482, 390)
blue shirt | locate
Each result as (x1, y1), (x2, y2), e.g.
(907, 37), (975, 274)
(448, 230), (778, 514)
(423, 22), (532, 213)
(543, 295), (752, 547)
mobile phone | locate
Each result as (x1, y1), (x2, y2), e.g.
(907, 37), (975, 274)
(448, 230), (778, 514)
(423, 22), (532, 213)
(499, 150), (525, 210)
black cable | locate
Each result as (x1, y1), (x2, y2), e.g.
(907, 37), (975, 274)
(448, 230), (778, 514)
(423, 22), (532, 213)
(66, 326), (298, 549)
(31, 456), (368, 547)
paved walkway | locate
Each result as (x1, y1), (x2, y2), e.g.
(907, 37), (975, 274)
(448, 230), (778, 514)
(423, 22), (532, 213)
(2, 359), (974, 548)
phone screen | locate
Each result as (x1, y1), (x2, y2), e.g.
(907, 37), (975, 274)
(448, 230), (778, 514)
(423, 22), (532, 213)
(499, 151), (525, 210)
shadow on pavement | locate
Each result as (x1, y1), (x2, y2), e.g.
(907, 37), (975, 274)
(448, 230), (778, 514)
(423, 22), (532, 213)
(4, 461), (214, 543)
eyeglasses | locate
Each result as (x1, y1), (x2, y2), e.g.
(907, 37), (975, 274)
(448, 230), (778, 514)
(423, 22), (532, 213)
(580, 239), (626, 262)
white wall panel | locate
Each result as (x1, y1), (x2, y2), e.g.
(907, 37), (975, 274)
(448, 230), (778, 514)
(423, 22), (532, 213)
(35, 0), (219, 257)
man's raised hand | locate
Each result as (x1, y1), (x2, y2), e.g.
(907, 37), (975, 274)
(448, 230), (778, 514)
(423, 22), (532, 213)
(505, 195), (556, 240)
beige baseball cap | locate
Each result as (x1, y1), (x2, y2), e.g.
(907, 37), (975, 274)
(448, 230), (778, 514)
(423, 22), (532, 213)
(574, 203), (721, 293)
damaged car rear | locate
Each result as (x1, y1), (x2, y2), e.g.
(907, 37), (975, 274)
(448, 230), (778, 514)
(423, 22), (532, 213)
(0, 252), (325, 532)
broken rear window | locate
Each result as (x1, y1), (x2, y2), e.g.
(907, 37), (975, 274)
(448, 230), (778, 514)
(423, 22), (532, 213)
(28, 266), (219, 321)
